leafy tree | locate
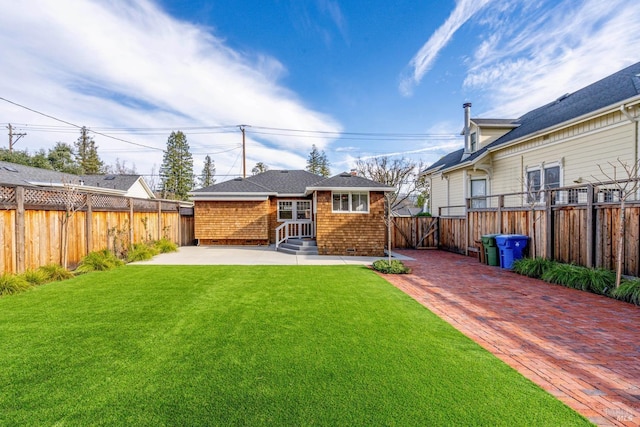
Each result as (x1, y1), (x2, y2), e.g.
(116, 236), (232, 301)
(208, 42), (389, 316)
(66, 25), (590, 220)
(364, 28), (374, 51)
(199, 155), (216, 187)
(74, 126), (103, 174)
(251, 162), (268, 175)
(306, 144), (330, 177)
(30, 149), (52, 169)
(160, 131), (194, 200)
(0, 148), (35, 166)
(48, 142), (82, 174)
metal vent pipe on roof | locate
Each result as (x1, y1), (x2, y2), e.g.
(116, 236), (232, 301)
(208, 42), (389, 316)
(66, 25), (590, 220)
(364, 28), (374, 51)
(463, 102), (472, 157)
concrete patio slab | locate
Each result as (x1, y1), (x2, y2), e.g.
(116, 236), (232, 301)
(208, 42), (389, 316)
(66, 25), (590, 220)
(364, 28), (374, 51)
(131, 245), (413, 266)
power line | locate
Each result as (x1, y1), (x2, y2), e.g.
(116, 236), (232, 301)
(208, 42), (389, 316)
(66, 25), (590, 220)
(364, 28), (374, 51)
(0, 97), (163, 151)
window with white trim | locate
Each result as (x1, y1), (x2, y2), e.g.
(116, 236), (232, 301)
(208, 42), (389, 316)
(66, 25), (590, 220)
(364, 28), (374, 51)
(470, 179), (487, 208)
(277, 200), (311, 221)
(526, 164), (561, 203)
(332, 192), (369, 213)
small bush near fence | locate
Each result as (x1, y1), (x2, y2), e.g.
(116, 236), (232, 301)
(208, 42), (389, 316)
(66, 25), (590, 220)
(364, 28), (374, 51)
(511, 258), (638, 305)
(1, 238), (179, 298)
(372, 259), (411, 274)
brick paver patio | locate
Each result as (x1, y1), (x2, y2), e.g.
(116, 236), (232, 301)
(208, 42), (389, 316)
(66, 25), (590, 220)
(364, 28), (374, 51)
(381, 250), (640, 427)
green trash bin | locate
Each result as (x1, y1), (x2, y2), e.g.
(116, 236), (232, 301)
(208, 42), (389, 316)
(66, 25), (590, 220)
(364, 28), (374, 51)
(481, 234), (500, 266)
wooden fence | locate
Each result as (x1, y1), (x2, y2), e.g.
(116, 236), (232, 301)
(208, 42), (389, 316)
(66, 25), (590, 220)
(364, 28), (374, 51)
(417, 183), (640, 277)
(0, 185), (194, 274)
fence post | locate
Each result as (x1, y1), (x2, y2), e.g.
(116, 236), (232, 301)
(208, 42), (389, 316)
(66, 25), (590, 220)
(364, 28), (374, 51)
(497, 195), (504, 233)
(157, 200), (162, 240)
(15, 186), (25, 274)
(129, 198), (135, 246)
(545, 189), (554, 260)
(85, 193), (92, 254)
(585, 184), (594, 268)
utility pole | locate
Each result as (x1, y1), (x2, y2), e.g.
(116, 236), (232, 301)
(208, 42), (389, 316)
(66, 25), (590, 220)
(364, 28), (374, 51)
(7, 124), (26, 152)
(238, 124), (250, 178)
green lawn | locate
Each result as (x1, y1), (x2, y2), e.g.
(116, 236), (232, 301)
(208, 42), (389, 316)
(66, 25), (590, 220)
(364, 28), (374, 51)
(0, 265), (590, 426)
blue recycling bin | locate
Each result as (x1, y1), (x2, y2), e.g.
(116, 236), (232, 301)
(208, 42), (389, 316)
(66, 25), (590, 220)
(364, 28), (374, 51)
(495, 234), (529, 269)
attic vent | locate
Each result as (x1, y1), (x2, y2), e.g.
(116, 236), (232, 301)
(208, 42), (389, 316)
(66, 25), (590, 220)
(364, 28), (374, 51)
(3, 166), (18, 172)
(339, 172), (351, 177)
(556, 93), (570, 103)
(280, 170), (289, 173)
(233, 178), (243, 181)
(104, 175), (116, 180)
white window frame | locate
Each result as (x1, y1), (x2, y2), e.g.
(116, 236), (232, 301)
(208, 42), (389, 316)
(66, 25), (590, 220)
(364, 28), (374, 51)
(470, 178), (487, 208)
(525, 162), (562, 204)
(277, 200), (312, 222)
(332, 191), (369, 213)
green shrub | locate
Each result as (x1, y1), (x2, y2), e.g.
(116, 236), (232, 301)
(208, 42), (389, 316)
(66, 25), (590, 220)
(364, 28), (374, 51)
(540, 263), (615, 295)
(38, 264), (74, 281)
(0, 274), (32, 296)
(416, 211), (432, 217)
(611, 279), (640, 305)
(153, 238), (178, 254)
(20, 269), (51, 286)
(578, 268), (615, 295)
(511, 257), (556, 278)
(127, 243), (159, 263)
(76, 249), (124, 273)
(372, 259), (411, 274)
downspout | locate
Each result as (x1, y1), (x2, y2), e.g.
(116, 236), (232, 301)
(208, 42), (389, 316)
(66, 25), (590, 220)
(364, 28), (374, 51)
(620, 104), (640, 188)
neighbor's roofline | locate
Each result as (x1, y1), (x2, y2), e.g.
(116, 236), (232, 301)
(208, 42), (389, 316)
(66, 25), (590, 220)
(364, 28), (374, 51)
(428, 94), (640, 176)
(305, 185), (395, 195)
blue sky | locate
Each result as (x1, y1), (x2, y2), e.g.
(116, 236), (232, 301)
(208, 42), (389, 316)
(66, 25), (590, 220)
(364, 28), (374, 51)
(0, 0), (639, 184)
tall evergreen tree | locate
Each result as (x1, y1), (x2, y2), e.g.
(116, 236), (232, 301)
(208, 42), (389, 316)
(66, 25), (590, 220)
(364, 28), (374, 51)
(306, 144), (330, 177)
(74, 126), (104, 174)
(48, 142), (82, 174)
(160, 131), (194, 200)
(200, 155), (216, 187)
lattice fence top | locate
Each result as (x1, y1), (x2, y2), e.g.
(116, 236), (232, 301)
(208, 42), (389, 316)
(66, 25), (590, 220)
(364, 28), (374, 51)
(24, 187), (85, 207)
(91, 194), (129, 209)
(0, 185), (184, 212)
(0, 186), (16, 204)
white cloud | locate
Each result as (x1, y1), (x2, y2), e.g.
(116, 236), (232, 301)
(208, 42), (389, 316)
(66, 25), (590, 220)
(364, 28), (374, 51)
(0, 0), (342, 180)
(463, 0), (640, 117)
(399, 0), (495, 96)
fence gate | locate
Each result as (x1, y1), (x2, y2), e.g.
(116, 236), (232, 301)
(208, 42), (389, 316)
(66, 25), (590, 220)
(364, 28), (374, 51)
(391, 217), (439, 249)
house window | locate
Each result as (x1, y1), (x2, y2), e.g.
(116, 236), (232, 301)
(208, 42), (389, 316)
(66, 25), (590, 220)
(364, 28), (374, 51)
(526, 164), (561, 203)
(278, 200), (311, 221)
(470, 132), (477, 152)
(332, 192), (369, 213)
(470, 179), (487, 208)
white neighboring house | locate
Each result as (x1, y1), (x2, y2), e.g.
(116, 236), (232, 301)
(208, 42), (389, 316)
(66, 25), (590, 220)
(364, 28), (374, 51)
(0, 160), (155, 198)
(423, 61), (640, 216)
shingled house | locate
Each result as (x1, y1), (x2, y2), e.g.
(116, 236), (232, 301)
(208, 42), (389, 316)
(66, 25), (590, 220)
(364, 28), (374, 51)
(189, 170), (395, 256)
(423, 61), (640, 215)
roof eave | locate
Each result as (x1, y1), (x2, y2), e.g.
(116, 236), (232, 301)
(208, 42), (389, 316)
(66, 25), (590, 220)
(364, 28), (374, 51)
(488, 94), (640, 153)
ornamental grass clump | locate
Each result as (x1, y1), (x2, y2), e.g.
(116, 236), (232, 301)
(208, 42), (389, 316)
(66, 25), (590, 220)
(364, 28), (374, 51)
(20, 269), (51, 286)
(372, 259), (411, 274)
(511, 257), (557, 278)
(76, 249), (125, 274)
(540, 263), (615, 295)
(38, 264), (74, 281)
(153, 237), (178, 254)
(0, 274), (32, 296)
(612, 279), (640, 305)
(126, 243), (159, 263)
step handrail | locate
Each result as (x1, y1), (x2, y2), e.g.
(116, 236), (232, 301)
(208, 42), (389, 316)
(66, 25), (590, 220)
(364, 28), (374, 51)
(275, 220), (314, 249)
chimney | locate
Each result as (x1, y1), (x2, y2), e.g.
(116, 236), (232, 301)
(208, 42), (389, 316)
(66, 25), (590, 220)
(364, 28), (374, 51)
(462, 102), (472, 160)
(350, 169), (357, 176)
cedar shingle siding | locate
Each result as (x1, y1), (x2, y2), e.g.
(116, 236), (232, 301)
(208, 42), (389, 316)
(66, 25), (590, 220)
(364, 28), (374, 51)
(194, 200), (269, 245)
(315, 191), (386, 256)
